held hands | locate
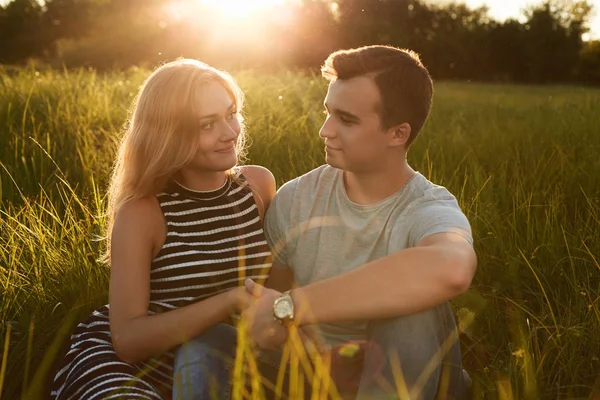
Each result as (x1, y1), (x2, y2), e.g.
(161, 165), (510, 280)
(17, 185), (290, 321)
(242, 279), (289, 350)
(227, 285), (255, 313)
(241, 279), (327, 354)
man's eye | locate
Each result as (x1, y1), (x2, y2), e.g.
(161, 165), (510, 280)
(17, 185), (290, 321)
(340, 117), (354, 125)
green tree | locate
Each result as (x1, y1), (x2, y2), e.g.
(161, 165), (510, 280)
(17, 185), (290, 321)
(0, 0), (47, 63)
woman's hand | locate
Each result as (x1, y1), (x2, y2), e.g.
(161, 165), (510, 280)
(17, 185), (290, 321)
(241, 279), (289, 350)
(226, 286), (255, 313)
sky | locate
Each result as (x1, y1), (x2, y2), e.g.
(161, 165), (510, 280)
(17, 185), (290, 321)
(457, 0), (600, 39)
(1, 0), (598, 39)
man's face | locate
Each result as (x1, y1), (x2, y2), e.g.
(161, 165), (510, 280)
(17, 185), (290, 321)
(319, 76), (391, 173)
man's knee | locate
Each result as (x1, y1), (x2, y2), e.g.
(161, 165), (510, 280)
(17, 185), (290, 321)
(361, 306), (464, 399)
(368, 305), (461, 362)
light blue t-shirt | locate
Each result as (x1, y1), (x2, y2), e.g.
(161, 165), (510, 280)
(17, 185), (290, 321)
(264, 164), (473, 346)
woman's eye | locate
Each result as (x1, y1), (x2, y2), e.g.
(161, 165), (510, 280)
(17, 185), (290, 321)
(202, 122), (215, 130)
(226, 111), (238, 120)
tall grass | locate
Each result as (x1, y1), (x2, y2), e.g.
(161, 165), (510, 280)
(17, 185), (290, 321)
(1, 64), (599, 399)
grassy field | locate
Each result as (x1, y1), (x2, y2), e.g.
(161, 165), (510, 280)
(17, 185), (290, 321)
(1, 64), (599, 399)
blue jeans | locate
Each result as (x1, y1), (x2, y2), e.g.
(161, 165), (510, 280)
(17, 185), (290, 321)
(173, 303), (467, 400)
(173, 324), (238, 400)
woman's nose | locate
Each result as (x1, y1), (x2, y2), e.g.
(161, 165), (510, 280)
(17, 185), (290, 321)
(222, 121), (239, 140)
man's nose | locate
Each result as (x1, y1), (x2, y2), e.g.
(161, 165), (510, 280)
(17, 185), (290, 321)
(319, 116), (335, 139)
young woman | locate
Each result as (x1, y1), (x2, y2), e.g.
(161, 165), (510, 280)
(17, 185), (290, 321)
(50, 59), (275, 399)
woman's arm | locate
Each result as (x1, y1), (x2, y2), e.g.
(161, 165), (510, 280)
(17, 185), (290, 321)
(108, 197), (249, 365)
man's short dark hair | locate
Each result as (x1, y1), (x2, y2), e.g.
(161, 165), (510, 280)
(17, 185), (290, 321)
(322, 45), (433, 148)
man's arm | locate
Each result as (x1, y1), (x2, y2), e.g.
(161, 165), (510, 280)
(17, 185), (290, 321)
(261, 177), (297, 292)
(291, 232), (476, 326)
(246, 185), (476, 348)
(265, 264), (295, 292)
(244, 232), (476, 350)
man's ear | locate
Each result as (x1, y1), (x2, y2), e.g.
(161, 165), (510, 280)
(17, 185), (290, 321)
(388, 122), (411, 147)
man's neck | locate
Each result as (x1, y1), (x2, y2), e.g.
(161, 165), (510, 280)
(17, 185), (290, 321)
(342, 161), (416, 206)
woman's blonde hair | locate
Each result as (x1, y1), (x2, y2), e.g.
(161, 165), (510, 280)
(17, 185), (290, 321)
(102, 58), (246, 262)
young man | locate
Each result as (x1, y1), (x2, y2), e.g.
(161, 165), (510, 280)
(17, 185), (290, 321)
(245, 45), (477, 400)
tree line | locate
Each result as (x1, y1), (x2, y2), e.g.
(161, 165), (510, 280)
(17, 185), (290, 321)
(1, 0), (599, 84)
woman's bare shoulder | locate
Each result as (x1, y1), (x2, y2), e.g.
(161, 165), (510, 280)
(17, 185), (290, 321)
(237, 165), (277, 216)
(112, 196), (166, 254)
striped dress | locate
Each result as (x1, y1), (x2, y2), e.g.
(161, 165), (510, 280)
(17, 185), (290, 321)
(50, 171), (273, 399)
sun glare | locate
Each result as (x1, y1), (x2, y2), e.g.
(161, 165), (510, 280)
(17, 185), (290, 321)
(200, 0), (287, 17)
(164, 0), (297, 45)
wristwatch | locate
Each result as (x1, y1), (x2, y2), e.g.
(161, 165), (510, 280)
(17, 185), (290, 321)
(273, 290), (295, 326)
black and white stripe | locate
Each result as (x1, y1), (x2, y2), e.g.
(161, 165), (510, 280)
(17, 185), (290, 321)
(50, 171), (273, 399)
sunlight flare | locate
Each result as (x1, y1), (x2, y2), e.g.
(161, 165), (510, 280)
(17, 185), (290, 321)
(200, 0), (287, 18)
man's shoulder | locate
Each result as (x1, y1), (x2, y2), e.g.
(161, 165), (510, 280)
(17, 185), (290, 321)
(267, 165), (337, 229)
(275, 164), (337, 198)
(408, 173), (459, 206)
(401, 174), (472, 245)
(398, 174), (465, 226)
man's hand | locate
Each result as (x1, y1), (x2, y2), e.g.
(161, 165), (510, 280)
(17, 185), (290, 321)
(243, 279), (288, 350)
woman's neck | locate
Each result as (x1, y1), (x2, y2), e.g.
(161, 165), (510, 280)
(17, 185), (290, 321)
(173, 169), (229, 192)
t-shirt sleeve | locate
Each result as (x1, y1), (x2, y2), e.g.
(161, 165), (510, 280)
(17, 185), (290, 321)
(406, 188), (473, 247)
(263, 180), (297, 268)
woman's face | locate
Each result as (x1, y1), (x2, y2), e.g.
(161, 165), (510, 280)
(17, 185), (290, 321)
(188, 81), (242, 172)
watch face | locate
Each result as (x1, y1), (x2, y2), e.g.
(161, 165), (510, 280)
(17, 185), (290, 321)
(274, 299), (293, 319)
